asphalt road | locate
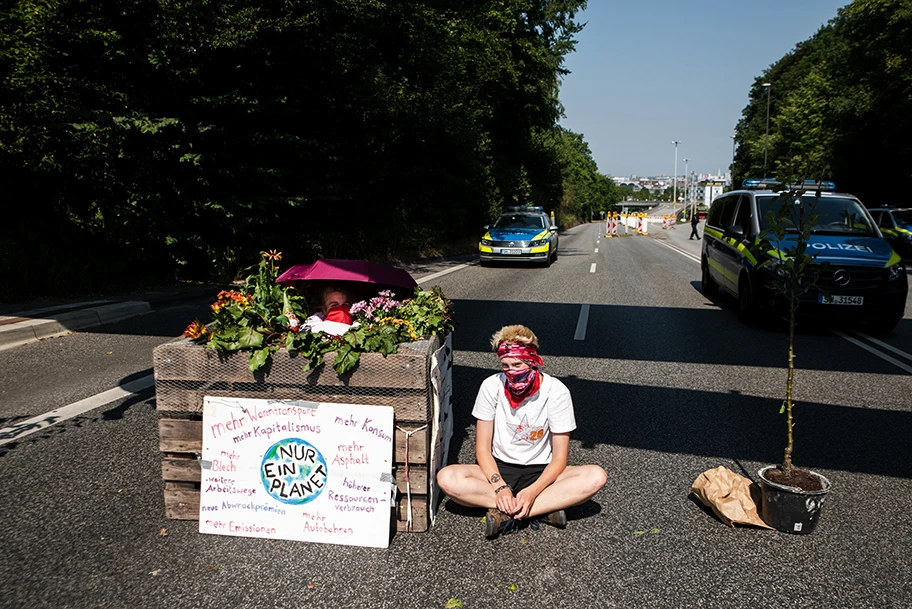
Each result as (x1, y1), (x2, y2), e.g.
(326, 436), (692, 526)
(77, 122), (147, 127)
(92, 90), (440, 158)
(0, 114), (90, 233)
(1, 224), (911, 609)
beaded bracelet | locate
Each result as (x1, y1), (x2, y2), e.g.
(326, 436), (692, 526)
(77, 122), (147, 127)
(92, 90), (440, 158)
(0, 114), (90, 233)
(494, 484), (511, 495)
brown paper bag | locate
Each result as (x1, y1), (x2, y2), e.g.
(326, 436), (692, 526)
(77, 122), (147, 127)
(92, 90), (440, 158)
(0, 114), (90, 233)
(691, 466), (773, 529)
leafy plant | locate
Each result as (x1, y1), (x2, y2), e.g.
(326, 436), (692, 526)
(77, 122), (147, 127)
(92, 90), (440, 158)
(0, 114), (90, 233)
(757, 177), (830, 480)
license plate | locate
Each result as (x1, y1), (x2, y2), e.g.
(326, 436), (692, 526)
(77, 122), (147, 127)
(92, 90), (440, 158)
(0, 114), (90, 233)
(819, 295), (863, 306)
(500, 249), (522, 255)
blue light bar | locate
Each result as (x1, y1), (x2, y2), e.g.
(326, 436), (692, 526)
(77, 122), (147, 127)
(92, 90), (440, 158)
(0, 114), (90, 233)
(741, 178), (837, 191)
(741, 178), (781, 189)
(794, 179), (837, 191)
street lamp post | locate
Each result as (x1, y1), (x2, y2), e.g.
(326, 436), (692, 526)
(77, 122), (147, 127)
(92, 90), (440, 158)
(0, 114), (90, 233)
(731, 134), (736, 186)
(690, 171), (697, 219)
(683, 158), (689, 219)
(762, 83), (772, 178)
(671, 140), (681, 220)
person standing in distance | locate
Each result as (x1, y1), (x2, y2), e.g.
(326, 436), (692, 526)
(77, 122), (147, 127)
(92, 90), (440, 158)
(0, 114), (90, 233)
(436, 325), (608, 539)
(689, 212), (701, 240)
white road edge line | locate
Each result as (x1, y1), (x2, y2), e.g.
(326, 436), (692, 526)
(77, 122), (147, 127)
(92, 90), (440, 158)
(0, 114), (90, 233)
(416, 264), (469, 285)
(654, 239), (701, 263)
(574, 304), (590, 341)
(848, 330), (912, 362)
(589, 263), (597, 273)
(0, 375), (155, 447)
(832, 330), (912, 375)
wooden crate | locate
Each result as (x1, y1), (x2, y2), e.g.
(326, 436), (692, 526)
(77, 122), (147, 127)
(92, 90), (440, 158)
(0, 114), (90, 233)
(153, 336), (443, 533)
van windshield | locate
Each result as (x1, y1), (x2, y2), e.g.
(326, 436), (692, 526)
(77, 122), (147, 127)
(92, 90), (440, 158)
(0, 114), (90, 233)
(756, 194), (876, 235)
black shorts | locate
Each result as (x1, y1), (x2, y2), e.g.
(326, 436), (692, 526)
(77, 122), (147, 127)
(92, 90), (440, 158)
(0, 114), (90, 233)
(495, 458), (547, 493)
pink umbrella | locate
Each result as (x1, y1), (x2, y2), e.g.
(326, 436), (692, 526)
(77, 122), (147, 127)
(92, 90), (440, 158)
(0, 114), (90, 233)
(276, 259), (417, 291)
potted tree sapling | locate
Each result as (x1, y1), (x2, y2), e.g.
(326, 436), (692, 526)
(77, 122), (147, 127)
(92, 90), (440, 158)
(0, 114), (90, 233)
(755, 177), (833, 534)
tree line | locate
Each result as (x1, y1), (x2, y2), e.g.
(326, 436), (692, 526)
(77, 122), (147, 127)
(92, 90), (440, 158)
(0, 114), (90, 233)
(1, 0), (623, 299)
(732, 0), (911, 204)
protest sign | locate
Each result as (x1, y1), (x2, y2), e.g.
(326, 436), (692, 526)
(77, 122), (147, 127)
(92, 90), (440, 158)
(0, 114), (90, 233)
(199, 397), (394, 548)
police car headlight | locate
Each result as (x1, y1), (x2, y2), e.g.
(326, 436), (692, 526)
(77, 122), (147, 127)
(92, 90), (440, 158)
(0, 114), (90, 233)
(767, 260), (787, 277)
(888, 262), (904, 281)
(481, 239), (492, 246)
(529, 239), (548, 246)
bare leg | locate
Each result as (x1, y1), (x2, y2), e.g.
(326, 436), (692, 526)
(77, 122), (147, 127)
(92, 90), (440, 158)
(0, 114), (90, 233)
(436, 464), (497, 508)
(523, 465), (607, 518)
(437, 463), (608, 517)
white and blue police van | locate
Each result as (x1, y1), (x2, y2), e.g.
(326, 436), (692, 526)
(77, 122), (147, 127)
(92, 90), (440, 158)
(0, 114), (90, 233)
(701, 179), (907, 333)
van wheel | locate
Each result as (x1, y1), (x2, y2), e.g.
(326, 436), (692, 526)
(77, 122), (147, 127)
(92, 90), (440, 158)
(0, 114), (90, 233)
(701, 259), (718, 296)
(738, 276), (756, 324)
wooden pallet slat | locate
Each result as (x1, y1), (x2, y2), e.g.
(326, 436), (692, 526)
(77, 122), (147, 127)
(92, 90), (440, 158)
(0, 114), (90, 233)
(395, 495), (429, 532)
(159, 419), (203, 452)
(153, 343), (428, 389)
(154, 382), (430, 420)
(164, 481), (201, 520)
(161, 455), (201, 482)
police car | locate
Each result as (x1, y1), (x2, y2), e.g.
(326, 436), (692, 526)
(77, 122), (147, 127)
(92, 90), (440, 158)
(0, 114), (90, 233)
(479, 206), (559, 267)
(701, 179), (908, 333)
(868, 206), (912, 261)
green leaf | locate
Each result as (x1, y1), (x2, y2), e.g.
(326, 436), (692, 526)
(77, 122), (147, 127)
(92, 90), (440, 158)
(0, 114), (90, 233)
(248, 348), (271, 371)
(236, 327), (265, 349)
(444, 600), (464, 609)
(506, 584), (517, 592)
(779, 402), (786, 414)
(333, 345), (361, 375)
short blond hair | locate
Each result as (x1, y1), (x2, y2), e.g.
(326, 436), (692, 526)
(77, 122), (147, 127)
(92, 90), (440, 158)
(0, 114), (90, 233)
(490, 325), (539, 351)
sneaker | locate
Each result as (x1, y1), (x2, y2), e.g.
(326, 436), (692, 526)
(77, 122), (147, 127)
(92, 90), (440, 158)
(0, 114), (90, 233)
(485, 508), (516, 539)
(538, 509), (567, 529)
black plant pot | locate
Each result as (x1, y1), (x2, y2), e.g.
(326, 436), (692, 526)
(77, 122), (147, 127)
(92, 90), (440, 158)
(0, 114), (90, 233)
(757, 466), (832, 534)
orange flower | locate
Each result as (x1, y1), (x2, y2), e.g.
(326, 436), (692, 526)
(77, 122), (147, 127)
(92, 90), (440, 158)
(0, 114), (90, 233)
(211, 290), (252, 313)
(263, 249), (282, 262)
(183, 320), (209, 340)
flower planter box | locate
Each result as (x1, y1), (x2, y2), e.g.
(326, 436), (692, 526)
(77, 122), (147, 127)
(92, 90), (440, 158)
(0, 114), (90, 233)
(152, 334), (450, 533)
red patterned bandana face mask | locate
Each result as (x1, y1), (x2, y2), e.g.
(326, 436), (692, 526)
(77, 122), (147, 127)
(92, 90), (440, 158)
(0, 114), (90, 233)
(324, 304), (353, 324)
(498, 342), (543, 408)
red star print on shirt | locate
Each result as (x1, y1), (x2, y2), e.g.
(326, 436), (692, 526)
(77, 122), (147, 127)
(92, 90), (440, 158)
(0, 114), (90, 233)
(506, 414), (545, 445)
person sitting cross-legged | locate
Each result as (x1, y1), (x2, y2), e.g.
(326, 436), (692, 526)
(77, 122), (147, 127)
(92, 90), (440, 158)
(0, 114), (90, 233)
(436, 324), (608, 539)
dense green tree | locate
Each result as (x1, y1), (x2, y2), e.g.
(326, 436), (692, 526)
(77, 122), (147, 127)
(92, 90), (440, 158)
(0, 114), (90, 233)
(2, 1), (606, 298)
(732, 0), (912, 204)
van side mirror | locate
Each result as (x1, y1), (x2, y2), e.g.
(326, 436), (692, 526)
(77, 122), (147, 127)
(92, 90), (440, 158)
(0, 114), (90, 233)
(724, 225), (744, 239)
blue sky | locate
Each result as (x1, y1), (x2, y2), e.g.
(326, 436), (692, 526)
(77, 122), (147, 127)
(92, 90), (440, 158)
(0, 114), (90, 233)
(557, 0), (849, 179)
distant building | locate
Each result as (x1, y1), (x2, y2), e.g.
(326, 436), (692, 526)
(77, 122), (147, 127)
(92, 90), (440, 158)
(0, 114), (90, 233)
(700, 178), (725, 206)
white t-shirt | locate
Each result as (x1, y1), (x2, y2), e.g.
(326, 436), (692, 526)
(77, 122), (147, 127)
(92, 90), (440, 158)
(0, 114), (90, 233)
(471, 372), (576, 465)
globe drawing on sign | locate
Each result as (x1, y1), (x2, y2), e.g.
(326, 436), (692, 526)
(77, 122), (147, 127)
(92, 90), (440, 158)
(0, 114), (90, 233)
(260, 438), (328, 505)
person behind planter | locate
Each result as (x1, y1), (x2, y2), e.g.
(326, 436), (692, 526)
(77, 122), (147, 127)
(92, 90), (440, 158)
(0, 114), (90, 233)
(303, 285), (354, 335)
(437, 325), (608, 539)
